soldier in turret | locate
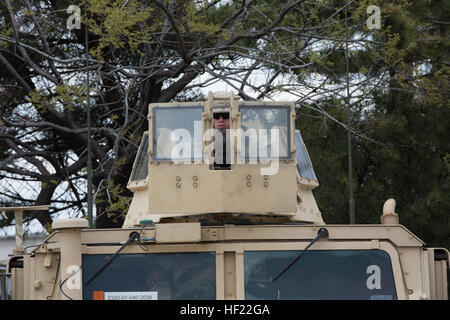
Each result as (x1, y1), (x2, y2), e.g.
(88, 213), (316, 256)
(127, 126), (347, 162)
(212, 112), (231, 169)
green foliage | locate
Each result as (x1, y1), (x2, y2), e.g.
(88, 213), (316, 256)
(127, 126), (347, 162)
(27, 84), (87, 119)
(85, 0), (153, 59)
(95, 178), (132, 224)
(182, 1), (221, 36)
(297, 0), (450, 249)
(1, 0), (448, 251)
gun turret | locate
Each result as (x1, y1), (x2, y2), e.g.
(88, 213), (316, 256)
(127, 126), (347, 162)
(123, 92), (323, 227)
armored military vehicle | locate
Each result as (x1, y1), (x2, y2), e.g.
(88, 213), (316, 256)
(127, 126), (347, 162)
(1, 92), (448, 300)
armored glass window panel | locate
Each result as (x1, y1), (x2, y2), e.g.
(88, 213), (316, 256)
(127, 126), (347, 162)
(82, 252), (216, 300)
(295, 130), (317, 180)
(153, 106), (203, 161)
(130, 133), (149, 182)
(244, 250), (397, 300)
(239, 106), (290, 160)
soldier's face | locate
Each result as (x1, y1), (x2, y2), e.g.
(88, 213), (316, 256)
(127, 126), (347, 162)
(213, 113), (230, 130)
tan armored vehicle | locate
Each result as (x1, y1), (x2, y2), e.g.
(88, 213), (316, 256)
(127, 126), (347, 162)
(1, 92), (448, 300)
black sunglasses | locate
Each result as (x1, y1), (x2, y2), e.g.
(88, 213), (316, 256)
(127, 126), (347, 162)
(213, 112), (229, 120)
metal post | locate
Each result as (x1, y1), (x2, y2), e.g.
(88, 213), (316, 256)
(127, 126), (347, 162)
(14, 210), (24, 254)
(345, 2), (355, 224)
(85, 0), (94, 229)
(52, 219), (88, 300)
(0, 206), (50, 255)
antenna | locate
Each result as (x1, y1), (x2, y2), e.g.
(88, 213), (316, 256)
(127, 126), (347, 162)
(345, 1), (355, 224)
(85, 0), (93, 228)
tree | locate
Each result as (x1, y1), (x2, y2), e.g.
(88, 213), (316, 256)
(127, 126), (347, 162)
(1, 0), (448, 253)
(0, 0), (358, 230)
(297, 0), (449, 249)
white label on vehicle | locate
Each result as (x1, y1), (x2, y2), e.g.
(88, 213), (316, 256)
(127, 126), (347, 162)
(104, 291), (158, 300)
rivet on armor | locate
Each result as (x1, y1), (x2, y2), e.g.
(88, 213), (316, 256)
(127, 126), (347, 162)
(246, 175), (251, 180)
(176, 176), (181, 181)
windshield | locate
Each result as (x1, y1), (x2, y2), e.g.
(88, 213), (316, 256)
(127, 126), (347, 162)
(130, 133), (149, 182)
(244, 250), (397, 300)
(82, 252), (216, 300)
(294, 130), (317, 180)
